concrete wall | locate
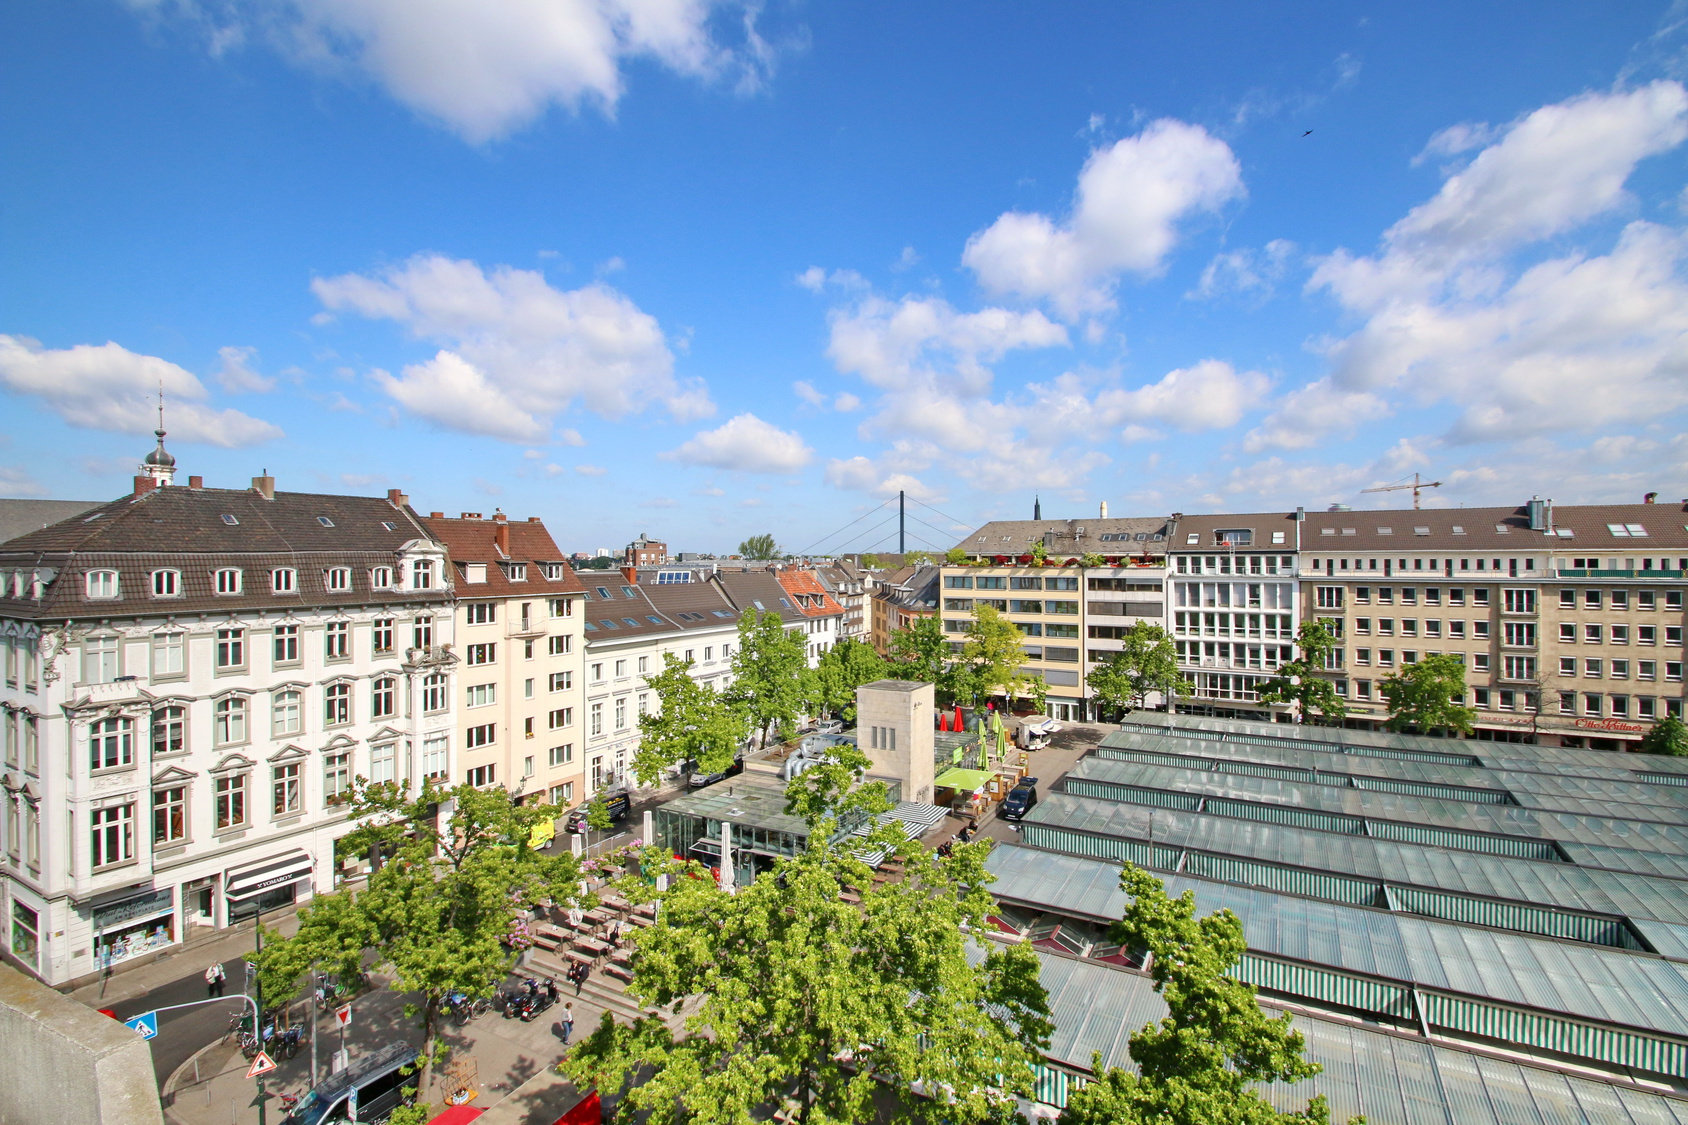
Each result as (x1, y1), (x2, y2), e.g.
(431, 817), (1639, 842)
(856, 680), (935, 805)
(0, 962), (164, 1125)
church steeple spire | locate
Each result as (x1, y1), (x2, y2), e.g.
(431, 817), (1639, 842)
(140, 384), (177, 486)
(1033, 494), (1041, 521)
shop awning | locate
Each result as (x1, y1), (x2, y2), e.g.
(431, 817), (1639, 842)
(935, 768), (995, 793)
(225, 849), (313, 902)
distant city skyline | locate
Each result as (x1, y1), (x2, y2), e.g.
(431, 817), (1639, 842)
(4, 2), (1688, 554)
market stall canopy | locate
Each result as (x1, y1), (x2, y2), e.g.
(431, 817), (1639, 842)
(935, 767), (995, 793)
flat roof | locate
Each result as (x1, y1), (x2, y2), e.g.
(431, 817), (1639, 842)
(653, 774), (814, 837)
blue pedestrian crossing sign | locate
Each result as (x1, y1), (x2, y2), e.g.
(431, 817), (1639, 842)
(125, 1011), (158, 1040)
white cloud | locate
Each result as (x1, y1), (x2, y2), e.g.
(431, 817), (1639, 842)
(963, 119), (1244, 317)
(129, 0), (778, 144)
(575, 464), (607, 477)
(314, 254), (707, 439)
(557, 428), (586, 447)
(212, 345), (276, 392)
(0, 335), (283, 446)
(1244, 378), (1392, 452)
(1099, 360), (1270, 432)
(1413, 121), (1498, 166)
(1190, 240), (1296, 300)
(828, 295), (1067, 393)
(793, 380), (827, 408)
(664, 413), (813, 473)
(0, 465), (48, 498)
(822, 455), (941, 501)
(833, 392), (861, 412)
(641, 496), (680, 508)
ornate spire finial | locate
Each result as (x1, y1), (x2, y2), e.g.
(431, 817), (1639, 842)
(140, 382), (177, 485)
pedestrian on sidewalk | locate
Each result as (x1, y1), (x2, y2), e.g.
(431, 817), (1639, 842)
(559, 1002), (574, 1045)
(205, 961), (225, 998)
(574, 961), (591, 996)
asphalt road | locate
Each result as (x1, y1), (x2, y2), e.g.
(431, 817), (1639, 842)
(110, 964), (257, 1086)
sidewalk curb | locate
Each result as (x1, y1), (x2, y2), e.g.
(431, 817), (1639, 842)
(162, 1035), (241, 1125)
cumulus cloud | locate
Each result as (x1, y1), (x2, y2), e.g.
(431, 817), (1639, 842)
(575, 464), (607, 477)
(0, 465), (48, 498)
(0, 335), (283, 446)
(126, 0), (779, 144)
(963, 119), (1244, 317)
(1244, 378), (1392, 452)
(822, 455), (941, 501)
(1190, 240), (1297, 300)
(314, 254), (708, 440)
(792, 380), (827, 408)
(828, 295), (1067, 392)
(1298, 82), (1688, 448)
(212, 345), (276, 392)
(664, 413), (813, 473)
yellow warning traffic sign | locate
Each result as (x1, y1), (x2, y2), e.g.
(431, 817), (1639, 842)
(246, 1050), (277, 1079)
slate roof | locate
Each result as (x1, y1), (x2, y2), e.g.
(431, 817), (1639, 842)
(0, 498), (104, 546)
(954, 516), (1174, 557)
(1166, 511), (1300, 551)
(712, 570), (807, 625)
(0, 485), (447, 619)
(1300, 501), (1688, 555)
(421, 514), (584, 599)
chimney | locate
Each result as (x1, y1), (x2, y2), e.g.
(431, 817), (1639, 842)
(430, 511), (445, 519)
(1645, 492), (1658, 504)
(1099, 500), (1108, 518)
(527, 516), (541, 523)
(133, 475), (157, 497)
(387, 488), (409, 508)
(493, 508), (509, 557)
(621, 566), (639, 585)
(251, 474), (276, 500)
(188, 476), (204, 490)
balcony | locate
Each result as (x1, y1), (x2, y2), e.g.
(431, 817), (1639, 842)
(74, 678), (145, 707)
(506, 616), (547, 638)
(1553, 568), (1685, 579)
(404, 644), (456, 667)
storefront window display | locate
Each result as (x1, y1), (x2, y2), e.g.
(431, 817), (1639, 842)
(11, 901), (39, 968)
(92, 888), (175, 968)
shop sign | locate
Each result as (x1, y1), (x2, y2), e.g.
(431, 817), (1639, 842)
(1574, 717), (1646, 734)
(93, 888), (174, 930)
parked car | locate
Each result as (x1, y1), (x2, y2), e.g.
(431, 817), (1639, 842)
(999, 778), (1039, 821)
(564, 791), (630, 834)
(280, 1042), (420, 1125)
(688, 757), (745, 789)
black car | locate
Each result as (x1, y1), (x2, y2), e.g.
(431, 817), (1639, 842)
(280, 1042), (419, 1125)
(999, 778), (1039, 821)
(564, 790), (631, 834)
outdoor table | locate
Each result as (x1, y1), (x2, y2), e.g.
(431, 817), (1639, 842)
(586, 907), (617, 925)
(628, 915), (655, 927)
(574, 937), (611, 955)
(632, 903), (657, 919)
(564, 949), (595, 965)
(600, 894), (630, 912)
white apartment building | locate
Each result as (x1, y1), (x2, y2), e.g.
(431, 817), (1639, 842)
(423, 512), (586, 809)
(0, 458), (454, 986)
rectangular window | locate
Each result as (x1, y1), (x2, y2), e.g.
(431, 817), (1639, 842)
(466, 683), (497, 708)
(217, 628), (245, 669)
(1503, 622), (1535, 647)
(1584, 693), (1604, 716)
(1559, 657), (1577, 677)
(1612, 659), (1630, 679)
(1612, 624), (1630, 644)
(1586, 589), (1602, 609)
(524, 756), (535, 778)
(1559, 623), (1576, 643)
(371, 566), (393, 590)
(215, 775), (247, 830)
(372, 618), (394, 654)
(324, 752), (351, 804)
(370, 742), (397, 784)
(615, 659), (628, 678)
(1503, 655), (1536, 680)
(151, 569), (179, 597)
(273, 625), (299, 664)
(549, 635), (572, 656)
(591, 663), (604, 683)
(91, 804), (134, 867)
(324, 683), (351, 726)
(548, 744), (574, 767)
(1639, 696), (1658, 719)
(1503, 588), (1535, 613)
(422, 735), (448, 779)
(273, 762), (301, 817)
(1472, 620), (1489, 639)
(549, 707), (573, 729)
(412, 559), (434, 589)
(1669, 626), (1685, 647)
(1585, 658), (1603, 677)
(1316, 586), (1344, 609)
(272, 690), (302, 736)
(466, 603), (496, 625)
(466, 723), (495, 748)
(325, 621), (350, 659)
(217, 568), (243, 595)
(549, 671), (572, 692)
(637, 655), (649, 674)
(371, 677), (395, 719)
(151, 631), (184, 677)
(466, 643), (496, 666)
(90, 718), (133, 771)
(422, 673), (447, 713)
(413, 616), (434, 650)
(84, 636), (120, 684)
(590, 702), (603, 736)
(467, 764), (495, 787)
(153, 786), (186, 844)
(1585, 624), (1603, 644)
(614, 697), (627, 730)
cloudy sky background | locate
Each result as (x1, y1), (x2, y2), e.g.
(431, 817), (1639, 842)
(5, 2), (1688, 553)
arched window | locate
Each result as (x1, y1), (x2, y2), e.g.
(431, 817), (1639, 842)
(216, 568), (243, 595)
(85, 570), (119, 599)
(270, 568), (296, 594)
(151, 706), (186, 756)
(324, 682), (351, 727)
(325, 567), (351, 592)
(272, 690), (302, 737)
(215, 697), (247, 745)
(151, 569), (180, 597)
(371, 566), (393, 589)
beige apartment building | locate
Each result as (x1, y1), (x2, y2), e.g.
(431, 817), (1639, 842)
(423, 512), (588, 807)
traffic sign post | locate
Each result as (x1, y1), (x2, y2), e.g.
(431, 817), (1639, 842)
(246, 1051), (277, 1079)
(334, 1005), (351, 1029)
(124, 1011), (159, 1040)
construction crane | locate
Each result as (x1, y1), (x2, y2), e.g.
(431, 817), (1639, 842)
(1361, 472), (1442, 510)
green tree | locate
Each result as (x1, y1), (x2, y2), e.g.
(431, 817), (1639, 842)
(1642, 713), (1688, 756)
(945, 547), (969, 565)
(886, 615), (953, 699)
(633, 654), (749, 785)
(740, 533), (781, 559)
(1379, 652), (1475, 734)
(1253, 622), (1347, 724)
(1087, 623), (1180, 716)
(1030, 540), (1049, 565)
(859, 553), (882, 569)
(250, 780), (586, 1095)
(1059, 866), (1348, 1125)
(953, 604), (1038, 709)
(904, 549), (933, 566)
(1080, 552), (1106, 568)
(563, 746), (1053, 1125)
(814, 637), (888, 722)
(728, 608), (819, 748)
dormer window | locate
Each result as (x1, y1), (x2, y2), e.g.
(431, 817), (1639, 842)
(541, 563), (565, 580)
(270, 568), (295, 594)
(506, 563), (527, 582)
(217, 568), (244, 595)
(371, 566), (393, 589)
(86, 570), (120, 599)
(325, 567), (351, 592)
(221, 514), (239, 526)
(151, 569), (181, 597)
(464, 564), (488, 584)
(412, 560), (434, 589)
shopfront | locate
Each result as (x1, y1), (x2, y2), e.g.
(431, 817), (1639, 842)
(10, 896), (42, 972)
(225, 849), (314, 922)
(92, 887), (176, 969)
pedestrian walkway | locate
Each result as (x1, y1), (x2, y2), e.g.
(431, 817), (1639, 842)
(69, 910), (305, 1012)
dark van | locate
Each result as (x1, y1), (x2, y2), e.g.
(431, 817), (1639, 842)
(564, 791), (630, 834)
(280, 1042), (419, 1124)
(999, 778), (1039, 821)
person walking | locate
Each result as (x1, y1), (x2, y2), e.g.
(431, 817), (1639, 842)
(574, 961), (591, 996)
(559, 1001), (574, 1045)
(205, 961), (225, 998)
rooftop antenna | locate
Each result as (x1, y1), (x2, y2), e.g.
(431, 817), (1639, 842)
(1361, 472), (1442, 510)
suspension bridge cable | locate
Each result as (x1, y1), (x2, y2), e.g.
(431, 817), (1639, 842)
(812, 512), (902, 556)
(794, 496), (898, 557)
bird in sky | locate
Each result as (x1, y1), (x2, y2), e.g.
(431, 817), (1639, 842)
(1303, 130), (1314, 136)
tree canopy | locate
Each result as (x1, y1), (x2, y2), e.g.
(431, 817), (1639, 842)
(1380, 652), (1476, 734)
(739, 533), (782, 559)
(633, 653), (749, 784)
(563, 745), (1053, 1125)
(814, 637), (888, 722)
(1087, 623), (1180, 715)
(887, 615), (949, 691)
(945, 547), (969, 565)
(1641, 714), (1688, 756)
(951, 604), (1037, 708)
(250, 780), (586, 1096)
(859, 553), (882, 569)
(1059, 866), (1346, 1125)
(1253, 622), (1347, 724)
(727, 608), (819, 747)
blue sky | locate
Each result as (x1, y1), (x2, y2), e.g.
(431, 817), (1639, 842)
(4, 2), (1688, 555)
